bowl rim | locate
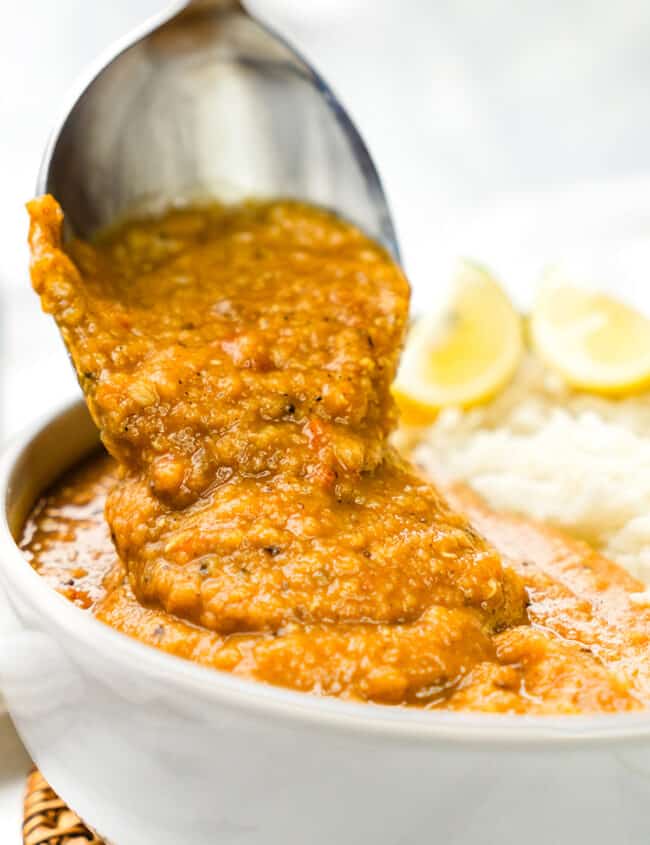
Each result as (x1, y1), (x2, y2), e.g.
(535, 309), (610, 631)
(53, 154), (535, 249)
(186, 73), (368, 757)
(2, 399), (650, 748)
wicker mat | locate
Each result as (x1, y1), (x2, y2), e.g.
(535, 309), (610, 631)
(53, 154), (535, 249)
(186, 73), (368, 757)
(23, 769), (105, 845)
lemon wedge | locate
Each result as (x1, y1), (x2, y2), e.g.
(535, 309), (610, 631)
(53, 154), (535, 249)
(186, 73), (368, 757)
(530, 271), (650, 395)
(394, 261), (522, 420)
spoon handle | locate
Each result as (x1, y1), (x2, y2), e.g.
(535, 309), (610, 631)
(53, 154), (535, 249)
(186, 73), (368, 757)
(184, 0), (243, 11)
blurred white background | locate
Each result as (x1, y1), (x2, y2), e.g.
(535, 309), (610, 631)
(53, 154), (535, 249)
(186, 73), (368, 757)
(4, 0), (650, 439)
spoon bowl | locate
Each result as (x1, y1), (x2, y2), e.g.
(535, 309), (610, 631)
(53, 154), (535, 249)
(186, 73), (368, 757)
(37, 0), (400, 259)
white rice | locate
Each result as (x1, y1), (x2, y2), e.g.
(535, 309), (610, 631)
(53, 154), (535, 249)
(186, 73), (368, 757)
(405, 355), (650, 584)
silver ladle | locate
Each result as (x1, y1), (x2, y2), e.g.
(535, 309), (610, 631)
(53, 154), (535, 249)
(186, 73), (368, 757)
(37, 0), (400, 260)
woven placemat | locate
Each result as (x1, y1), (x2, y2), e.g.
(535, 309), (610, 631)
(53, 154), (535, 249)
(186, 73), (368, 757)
(23, 769), (105, 844)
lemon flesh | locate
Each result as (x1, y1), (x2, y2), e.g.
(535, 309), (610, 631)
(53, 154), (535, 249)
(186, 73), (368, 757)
(394, 262), (523, 418)
(530, 276), (650, 395)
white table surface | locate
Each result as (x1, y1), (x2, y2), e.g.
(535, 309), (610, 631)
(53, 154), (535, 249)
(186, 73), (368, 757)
(4, 0), (650, 839)
(0, 714), (31, 842)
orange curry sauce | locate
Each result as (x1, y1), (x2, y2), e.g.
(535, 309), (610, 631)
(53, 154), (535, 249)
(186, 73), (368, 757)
(23, 195), (650, 713)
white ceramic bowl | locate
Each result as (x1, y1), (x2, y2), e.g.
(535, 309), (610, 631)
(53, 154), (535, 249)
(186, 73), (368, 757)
(2, 400), (650, 844)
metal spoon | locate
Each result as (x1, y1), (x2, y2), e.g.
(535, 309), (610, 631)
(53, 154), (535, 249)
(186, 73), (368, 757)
(37, 0), (400, 259)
